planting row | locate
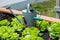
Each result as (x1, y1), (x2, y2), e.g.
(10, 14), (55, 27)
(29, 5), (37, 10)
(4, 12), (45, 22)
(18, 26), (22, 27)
(0, 15), (60, 40)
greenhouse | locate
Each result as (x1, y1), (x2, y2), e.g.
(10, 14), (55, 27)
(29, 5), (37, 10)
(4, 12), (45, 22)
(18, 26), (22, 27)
(0, 0), (60, 40)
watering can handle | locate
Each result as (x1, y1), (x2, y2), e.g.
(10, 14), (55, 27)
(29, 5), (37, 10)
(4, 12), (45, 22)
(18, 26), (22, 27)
(34, 17), (43, 21)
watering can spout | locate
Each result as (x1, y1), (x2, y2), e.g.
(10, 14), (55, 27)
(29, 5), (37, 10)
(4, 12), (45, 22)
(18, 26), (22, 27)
(34, 17), (43, 21)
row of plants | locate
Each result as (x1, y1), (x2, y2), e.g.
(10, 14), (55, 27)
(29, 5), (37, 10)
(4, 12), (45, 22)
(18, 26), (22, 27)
(37, 20), (60, 40)
(0, 16), (25, 40)
(32, 0), (56, 18)
(32, 0), (56, 12)
(0, 15), (60, 40)
(0, 16), (43, 40)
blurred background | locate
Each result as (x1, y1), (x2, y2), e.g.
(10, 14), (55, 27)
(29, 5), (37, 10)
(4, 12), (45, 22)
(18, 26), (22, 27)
(0, 0), (56, 18)
(32, 0), (56, 18)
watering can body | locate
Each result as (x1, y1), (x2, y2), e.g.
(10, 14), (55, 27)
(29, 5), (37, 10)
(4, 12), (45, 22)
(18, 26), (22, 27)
(22, 9), (36, 27)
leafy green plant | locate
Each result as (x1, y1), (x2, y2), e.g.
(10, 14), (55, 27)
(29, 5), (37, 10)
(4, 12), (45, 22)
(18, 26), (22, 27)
(48, 22), (60, 39)
(10, 33), (19, 40)
(37, 20), (49, 31)
(20, 35), (44, 40)
(0, 20), (10, 26)
(22, 27), (40, 36)
(11, 17), (25, 32)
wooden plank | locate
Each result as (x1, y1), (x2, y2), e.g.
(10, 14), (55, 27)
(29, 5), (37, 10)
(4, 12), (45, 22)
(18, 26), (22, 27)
(39, 15), (60, 22)
(0, 8), (22, 15)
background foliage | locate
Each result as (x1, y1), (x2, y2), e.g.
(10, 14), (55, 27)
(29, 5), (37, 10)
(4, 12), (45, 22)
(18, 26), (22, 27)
(32, 0), (56, 18)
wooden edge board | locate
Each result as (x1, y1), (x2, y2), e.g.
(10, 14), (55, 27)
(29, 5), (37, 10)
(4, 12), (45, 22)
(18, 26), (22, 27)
(0, 8), (22, 15)
(40, 15), (60, 22)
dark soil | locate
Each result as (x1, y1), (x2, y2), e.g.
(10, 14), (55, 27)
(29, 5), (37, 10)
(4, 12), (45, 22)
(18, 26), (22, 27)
(51, 37), (59, 40)
(0, 12), (14, 22)
(40, 29), (50, 40)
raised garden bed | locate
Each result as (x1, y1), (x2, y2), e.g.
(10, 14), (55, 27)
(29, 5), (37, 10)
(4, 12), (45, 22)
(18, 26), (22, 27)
(0, 8), (60, 40)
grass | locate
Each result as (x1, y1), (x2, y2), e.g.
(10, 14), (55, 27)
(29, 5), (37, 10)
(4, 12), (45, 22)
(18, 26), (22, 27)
(32, 0), (56, 18)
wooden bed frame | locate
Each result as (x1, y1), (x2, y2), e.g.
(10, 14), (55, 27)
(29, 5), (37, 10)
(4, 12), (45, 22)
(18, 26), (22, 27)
(0, 8), (60, 22)
(0, 8), (22, 15)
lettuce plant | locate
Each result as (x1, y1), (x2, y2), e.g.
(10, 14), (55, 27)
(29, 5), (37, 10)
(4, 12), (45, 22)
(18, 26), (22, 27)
(37, 20), (49, 31)
(10, 33), (19, 40)
(22, 27), (40, 36)
(0, 20), (10, 26)
(48, 22), (60, 39)
(11, 15), (25, 31)
(11, 18), (25, 32)
(20, 35), (44, 40)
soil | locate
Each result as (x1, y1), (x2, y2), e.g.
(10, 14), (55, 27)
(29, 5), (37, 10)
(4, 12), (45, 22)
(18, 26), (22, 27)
(40, 29), (50, 40)
(0, 12), (14, 22)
